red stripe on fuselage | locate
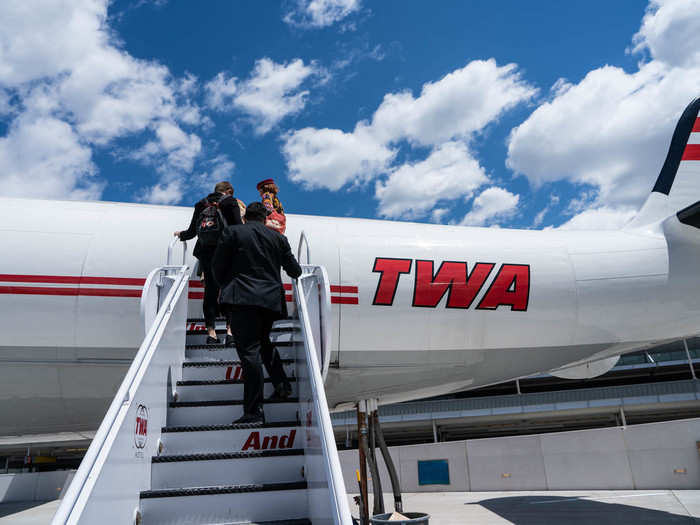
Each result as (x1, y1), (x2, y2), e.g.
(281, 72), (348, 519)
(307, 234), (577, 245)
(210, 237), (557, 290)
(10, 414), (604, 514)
(330, 285), (358, 294)
(682, 144), (700, 160)
(0, 274), (145, 286)
(0, 286), (141, 297)
(331, 296), (359, 304)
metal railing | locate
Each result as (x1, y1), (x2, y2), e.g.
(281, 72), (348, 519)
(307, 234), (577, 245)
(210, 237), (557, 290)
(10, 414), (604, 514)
(294, 266), (352, 525)
(167, 237), (187, 266)
(298, 230), (310, 264)
(52, 264), (189, 525)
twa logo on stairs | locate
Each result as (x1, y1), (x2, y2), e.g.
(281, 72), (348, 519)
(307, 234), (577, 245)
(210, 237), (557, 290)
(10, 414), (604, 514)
(242, 429), (297, 450)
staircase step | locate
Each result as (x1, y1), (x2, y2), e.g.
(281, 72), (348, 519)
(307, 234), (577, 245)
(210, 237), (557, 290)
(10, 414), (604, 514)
(151, 450), (304, 489)
(204, 520), (311, 525)
(182, 361), (295, 382)
(139, 482), (308, 525)
(187, 330), (297, 346)
(161, 422), (302, 454)
(176, 379), (298, 402)
(168, 399), (300, 426)
(185, 342), (299, 362)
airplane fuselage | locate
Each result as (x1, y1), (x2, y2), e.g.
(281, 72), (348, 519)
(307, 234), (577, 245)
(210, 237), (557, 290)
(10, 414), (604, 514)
(1, 197), (698, 436)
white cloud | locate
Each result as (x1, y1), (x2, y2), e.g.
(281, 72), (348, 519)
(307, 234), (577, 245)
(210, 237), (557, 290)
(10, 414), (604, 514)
(142, 180), (183, 206)
(459, 187), (519, 226)
(205, 72), (237, 112)
(284, 0), (361, 28)
(430, 208), (450, 224)
(283, 124), (395, 190)
(234, 58), (315, 134)
(0, 89), (12, 116)
(375, 142), (488, 219)
(284, 59), (535, 214)
(370, 59), (537, 147)
(0, 114), (101, 200)
(556, 206), (637, 230)
(532, 193), (560, 228)
(206, 58), (316, 135)
(192, 155), (236, 193)
(0, 0), (204, 202)
(507, 0), (700, 229)
(632, 0), (700, 68)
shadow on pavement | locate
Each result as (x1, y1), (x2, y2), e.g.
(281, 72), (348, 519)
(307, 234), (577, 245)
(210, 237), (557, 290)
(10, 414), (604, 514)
(0, 500), (51, 518)
(471, 495), (700, 524)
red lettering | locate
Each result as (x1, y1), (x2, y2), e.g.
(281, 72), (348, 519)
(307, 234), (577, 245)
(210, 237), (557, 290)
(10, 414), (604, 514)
(136, 417), (148, 436)
(225, 366), (242, 380)
(477, 264), (530, 311)
(372, 258), (412, 306)
(412, 261), (494, 308)
(279, 429), (296, 449)
(262, 435), (278, 450)
(242, 431), (260, 451)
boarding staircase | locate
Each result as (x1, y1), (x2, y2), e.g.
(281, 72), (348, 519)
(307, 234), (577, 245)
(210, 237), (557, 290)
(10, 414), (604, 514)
(51, 239), (352, 525)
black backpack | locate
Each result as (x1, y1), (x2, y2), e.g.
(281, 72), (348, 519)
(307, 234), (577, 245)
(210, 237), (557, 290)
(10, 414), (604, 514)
(196, 197), (228, 246)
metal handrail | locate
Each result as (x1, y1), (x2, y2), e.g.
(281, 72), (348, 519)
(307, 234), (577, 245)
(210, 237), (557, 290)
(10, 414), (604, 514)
(297, 230), (310, 264)
(52, 264), (189, 524)
(301, 264), (332, 381)
(167, 237), (187, 266)
(294, 269), (352, 525)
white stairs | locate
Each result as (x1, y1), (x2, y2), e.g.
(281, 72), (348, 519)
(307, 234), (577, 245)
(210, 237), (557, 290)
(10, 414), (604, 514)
(139, 318), (311, 525)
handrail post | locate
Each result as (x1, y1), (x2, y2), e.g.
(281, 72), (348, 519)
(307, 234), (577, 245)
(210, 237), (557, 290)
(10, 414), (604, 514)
(297, 231), (310, 264)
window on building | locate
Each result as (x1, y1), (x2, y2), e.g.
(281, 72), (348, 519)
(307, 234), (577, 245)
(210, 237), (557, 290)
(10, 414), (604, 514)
(417, 459), (450, 485)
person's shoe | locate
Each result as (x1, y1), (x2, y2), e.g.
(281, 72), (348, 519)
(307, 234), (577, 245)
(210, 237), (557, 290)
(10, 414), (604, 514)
(225, 334), (235, 347)
(205, 335), (220, 345)
(267, 383), (292, 402)
(233, 412), (265, 425)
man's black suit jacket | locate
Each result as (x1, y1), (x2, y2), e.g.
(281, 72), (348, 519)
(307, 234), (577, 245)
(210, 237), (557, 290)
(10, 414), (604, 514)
(212, 221), (302, 314)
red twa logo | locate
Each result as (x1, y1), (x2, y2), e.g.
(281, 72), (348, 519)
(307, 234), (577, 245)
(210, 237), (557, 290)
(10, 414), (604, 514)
(134, 404), (148, 449)
(242, 429), (296, 450)
(372, 257), (530, 311)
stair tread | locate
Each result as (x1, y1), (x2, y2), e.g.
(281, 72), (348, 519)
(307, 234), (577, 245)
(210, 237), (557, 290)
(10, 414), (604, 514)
(140, 481), (307, 499)
(162, 421), (300, 433)
(153, 449), (303, 463)
(207, 518), (311, 525)
(183, 360), (294, 368)
(187, 341), (297, 349)
(187, 327), (299, 335)
(169, 398), (299, 408)
(177, 378), (297, 386)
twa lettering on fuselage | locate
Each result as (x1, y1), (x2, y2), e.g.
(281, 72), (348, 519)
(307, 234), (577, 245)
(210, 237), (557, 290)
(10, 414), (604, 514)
(372, 257), (530, 311)
(241, 429), (296, 451)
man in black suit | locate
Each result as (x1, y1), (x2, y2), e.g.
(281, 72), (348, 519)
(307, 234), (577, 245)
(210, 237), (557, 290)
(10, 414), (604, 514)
(213, 202), (302, 424)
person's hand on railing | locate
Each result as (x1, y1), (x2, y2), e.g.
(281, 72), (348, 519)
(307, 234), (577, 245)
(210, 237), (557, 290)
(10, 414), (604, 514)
(173, 231), (181, 237)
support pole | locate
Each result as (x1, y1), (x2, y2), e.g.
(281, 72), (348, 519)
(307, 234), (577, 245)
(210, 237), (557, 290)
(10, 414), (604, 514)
(432, 419), (438, 443)
(619, 406), (627, 428)
(684, 339), (697, 380)
(373, 408), (403, 513)
(367, 402), (385, 516)
(357, 401), (370, 525)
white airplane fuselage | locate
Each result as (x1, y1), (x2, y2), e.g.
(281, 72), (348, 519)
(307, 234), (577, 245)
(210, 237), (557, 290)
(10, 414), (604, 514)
(2, 196), (699, 438)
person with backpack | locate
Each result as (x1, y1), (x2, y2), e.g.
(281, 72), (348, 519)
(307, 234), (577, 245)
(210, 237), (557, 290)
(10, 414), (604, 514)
(174, 181), (243, 344)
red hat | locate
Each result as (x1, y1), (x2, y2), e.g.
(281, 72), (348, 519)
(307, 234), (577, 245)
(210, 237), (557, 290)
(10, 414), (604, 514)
(256, 178), (275, 190)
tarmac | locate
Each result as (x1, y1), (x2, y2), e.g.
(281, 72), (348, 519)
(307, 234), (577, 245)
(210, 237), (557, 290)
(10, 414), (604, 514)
(348, 491), (700, 524)
(3, 491), (700, 524)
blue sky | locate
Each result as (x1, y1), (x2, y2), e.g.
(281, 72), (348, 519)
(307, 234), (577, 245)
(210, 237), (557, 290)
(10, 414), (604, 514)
(1, 0), (699, 229)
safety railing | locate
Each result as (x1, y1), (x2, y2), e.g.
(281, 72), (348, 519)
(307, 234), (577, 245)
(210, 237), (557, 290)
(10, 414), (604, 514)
(51, 264), (190, 525)
(167, 237), (187, 266)
(294, 266), (352, 525)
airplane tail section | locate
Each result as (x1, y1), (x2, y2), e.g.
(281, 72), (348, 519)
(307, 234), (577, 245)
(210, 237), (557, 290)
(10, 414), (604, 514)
(628, 96), (700, 229)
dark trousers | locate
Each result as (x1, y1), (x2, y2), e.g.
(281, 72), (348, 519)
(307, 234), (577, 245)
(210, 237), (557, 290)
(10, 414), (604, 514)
(228, 306), (290, 416)
(199, 256), (220, 329)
